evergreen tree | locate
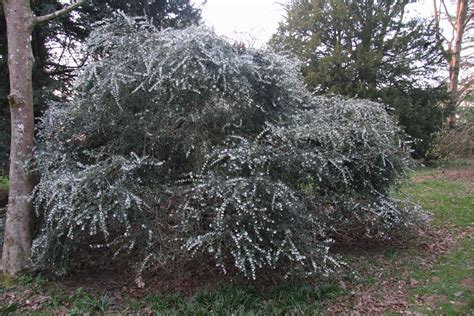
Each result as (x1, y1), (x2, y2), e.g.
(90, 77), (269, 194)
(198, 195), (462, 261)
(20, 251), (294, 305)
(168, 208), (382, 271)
(83, 0), (201, 29)
(271, 0), (449, 157)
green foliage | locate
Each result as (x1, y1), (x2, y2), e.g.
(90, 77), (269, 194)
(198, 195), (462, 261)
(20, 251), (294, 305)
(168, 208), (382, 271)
(0, 177), (7, 191)
(0, 302), (18, 315)
(386, 87), (447, 158)
(0, 0), (202, 175)
(68, 288), (111, 315)
(83, 0), (201, 30)
(33, 15), (422, 279)
(271, 0), (448, 157)
(2, 282), (340, 314)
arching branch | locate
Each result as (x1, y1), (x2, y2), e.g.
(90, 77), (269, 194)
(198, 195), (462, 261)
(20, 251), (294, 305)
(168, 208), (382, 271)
(33, 0), (86, 25)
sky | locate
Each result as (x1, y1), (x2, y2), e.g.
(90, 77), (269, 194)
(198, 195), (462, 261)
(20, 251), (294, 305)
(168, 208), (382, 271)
(197, 0), (458, 47)
(198, 0), (288, 47)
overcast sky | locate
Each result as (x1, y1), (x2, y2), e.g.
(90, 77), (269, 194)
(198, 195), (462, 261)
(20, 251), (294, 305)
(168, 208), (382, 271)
(198, 0), (288, 47)
(197, 0), (458, 47)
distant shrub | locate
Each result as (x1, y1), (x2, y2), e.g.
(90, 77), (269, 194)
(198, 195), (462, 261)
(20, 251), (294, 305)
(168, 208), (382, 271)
(33, 14), (422, 278)
(432, 108), (474, 159)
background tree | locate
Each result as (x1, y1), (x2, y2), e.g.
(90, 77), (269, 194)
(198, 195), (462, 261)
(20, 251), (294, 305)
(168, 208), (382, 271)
(271, 0), (449, 157)
(433, 0), (473, 125)
(0, 0), (202, 176)
(83, 0), (201, 29)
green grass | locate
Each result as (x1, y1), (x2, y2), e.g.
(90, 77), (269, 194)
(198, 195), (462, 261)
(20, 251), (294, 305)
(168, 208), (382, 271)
(131, 282), (341, 315)
(410, 237), (474, 314)
(1, 277), (341, 315)
(401, 165), (474, 314)
(425, 158), (474, 169)
(402, 179), (473, 227)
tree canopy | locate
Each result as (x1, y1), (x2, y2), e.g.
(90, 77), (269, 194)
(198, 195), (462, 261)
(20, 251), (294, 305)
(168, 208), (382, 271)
(271, 0), (449, 157)
(0, 0), (202, 174)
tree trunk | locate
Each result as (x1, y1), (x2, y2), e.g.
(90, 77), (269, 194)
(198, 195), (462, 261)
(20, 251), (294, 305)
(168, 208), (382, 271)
(447, 0), (468, 126)
(2, 0), (35, 275)
(449, 0), (468, 97)
(2, 0), (84, 275)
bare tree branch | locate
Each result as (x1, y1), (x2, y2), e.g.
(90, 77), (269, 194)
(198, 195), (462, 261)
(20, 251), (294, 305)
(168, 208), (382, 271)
(34, 0), (86, 25)
(441, 0), (456, 29)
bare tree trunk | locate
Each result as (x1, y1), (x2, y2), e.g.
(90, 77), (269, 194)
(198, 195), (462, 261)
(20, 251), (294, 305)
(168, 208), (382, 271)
(447, 0), (468, 126)
(434, 0), (471, 126)
(2, 0), (85, 276)
(2, 0), (36, 276)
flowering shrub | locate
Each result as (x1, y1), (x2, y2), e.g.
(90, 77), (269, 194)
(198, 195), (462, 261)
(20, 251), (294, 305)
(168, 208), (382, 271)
(33, 14), (422, 278)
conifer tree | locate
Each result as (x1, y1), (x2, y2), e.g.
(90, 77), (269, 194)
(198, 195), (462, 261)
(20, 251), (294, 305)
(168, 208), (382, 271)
(271, 0), (448, 157)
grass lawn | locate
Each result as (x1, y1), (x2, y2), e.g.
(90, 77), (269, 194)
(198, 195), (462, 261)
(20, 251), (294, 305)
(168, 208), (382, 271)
(0, 161), (473, 314)
(400, 160), (474, 314)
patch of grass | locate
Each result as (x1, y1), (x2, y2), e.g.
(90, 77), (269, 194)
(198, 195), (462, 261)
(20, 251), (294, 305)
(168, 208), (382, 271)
(263, 282), (341, 314)
(0, 273), (16, 289)
(2, 281), (339, 315)
(0, 302), (18, 315)
(426, 158), (474, 169)
(142, 282), (341, 315)
(410, 237), (474, 314)
(401, 165), (474, 314)
(125, 298), (141, 312)
(68, 288), (111, 315)
(402, 179), (473, 228)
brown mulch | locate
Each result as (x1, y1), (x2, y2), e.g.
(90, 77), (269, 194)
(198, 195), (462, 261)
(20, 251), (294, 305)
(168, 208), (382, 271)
(59, 258), (230, 298)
